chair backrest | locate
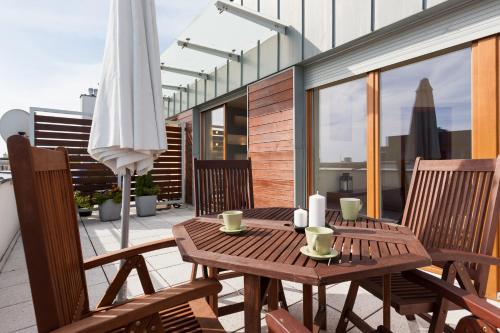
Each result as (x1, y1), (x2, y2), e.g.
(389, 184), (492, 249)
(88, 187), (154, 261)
(402, 157), (500, 296)
(7, 136), (89, 332)
(193, 158), (254, 216)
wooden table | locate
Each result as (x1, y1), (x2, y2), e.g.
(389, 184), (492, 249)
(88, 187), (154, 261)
(173, 208), (431, 333)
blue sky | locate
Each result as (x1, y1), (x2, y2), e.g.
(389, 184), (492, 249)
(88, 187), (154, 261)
(0, 0), (211, 155)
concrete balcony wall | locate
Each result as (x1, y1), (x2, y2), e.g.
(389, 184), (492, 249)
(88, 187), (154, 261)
(0, 180), (19, 268)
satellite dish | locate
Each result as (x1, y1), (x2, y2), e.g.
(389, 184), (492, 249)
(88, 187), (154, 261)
(0, 109), (30, 142)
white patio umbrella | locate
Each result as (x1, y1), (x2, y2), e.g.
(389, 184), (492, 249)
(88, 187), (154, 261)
(89, 0), (166, 253)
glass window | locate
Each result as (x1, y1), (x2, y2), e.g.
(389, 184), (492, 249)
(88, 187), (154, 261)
(315, 78), (367, 212)
(380, 48), (472, 221)
(203, 107), (225, 160)
(226, 107), (248, 160)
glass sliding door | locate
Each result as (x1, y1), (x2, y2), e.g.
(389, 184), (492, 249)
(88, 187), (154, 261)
(202, 106), (225, 160)
(379, 48), (472, 221)
(314, 78), (367, 211)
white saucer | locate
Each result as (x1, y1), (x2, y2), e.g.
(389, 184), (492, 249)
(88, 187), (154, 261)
(300, 246), (339, 261)
(219, 225), (246, 234)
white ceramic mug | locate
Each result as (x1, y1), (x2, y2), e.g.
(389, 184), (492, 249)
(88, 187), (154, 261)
(340, 198), (362, 221)
(305, 226), (333, 255)
(217, 210), (243, 230)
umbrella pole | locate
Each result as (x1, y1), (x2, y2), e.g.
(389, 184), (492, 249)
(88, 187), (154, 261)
(120, 169), (131, 249)
(118, 169), (131, 301)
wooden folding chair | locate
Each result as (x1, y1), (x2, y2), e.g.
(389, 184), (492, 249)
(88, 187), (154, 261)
(193, 158), (255, 217)
(337, 157), (500, 333)
(266, 267), (500, 333)
(8, 135), (225, 333)
(192, 158), (288, 316)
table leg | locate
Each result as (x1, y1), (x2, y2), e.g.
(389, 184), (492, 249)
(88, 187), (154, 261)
(383, 274), (391, 330)
(208, 267), (218, 316)
(267, 279), (279, 311)
(244, 274), (262, 333)
(317, 285), (327, 330)
(303, 284), (313, 331)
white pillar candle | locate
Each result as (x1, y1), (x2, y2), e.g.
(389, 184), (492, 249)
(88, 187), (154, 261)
(294, 207), (308, 228)
(308, 191), (326, 227)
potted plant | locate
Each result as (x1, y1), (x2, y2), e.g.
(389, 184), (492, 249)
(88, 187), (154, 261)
(134, 172), (160, 217)
(74, 191), (93, 217)
(93, 185), (122, 221)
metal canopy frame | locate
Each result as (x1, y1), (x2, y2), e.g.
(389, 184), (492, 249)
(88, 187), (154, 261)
(162, 84), (187, 92)
(161, 65), (209, 80)
(177, 40), (240, 62)
(215, 0), (288, 35)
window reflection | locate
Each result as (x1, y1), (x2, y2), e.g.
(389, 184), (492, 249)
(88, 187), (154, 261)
(203, 107), (225, 160)
(380, 48), (471, 221)
(315, 78), (367, 211)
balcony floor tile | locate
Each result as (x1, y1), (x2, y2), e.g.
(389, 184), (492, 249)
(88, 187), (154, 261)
(0, 205), (497, 332)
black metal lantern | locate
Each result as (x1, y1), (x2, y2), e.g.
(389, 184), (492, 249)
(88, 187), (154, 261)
(339, 172), (353, 192)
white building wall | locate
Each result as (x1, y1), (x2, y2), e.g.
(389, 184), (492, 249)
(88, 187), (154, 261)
(304, 0), (500, 89)
(260, 35), (278, 78)
(279, 0), (303, 69)
(375, 0), (422, 29)
(243, 0), (259, 12)
(304, 0), (332, 58)
(228, 58), (241, 91)
(260, 0), (278, 18)
(188, 83), (196, 109)
(162, 0), (500, 115)
(0, 181), (19, 267)
(216, 64), (228, 96)
(335, 0), (372, 46)
(242, 47), (258, 85)
(427, 0), (448, 8)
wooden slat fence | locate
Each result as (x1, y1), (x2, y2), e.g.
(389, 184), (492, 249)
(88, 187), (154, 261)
(34, 114), (182, 201)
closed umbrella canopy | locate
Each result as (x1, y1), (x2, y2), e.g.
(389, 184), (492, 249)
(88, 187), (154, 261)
(89, 0), (166, 176)
(88, 0), (166, 274)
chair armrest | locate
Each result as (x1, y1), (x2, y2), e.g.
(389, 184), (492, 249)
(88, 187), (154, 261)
(403, 270), (500, 328)
(83, 238), (177, 270)
(51, 278), (222, 333)
(266, 309), (310, 333)
(456, 316), (498, 333)
(428, 249), (500, 266)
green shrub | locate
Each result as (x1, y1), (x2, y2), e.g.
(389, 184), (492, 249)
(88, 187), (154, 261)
(74, 191), (93, 209)
(93, 185), (122, 205)
(134, 172), (160, 197)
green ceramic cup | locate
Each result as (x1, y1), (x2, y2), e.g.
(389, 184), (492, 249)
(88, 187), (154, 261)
(218, 210), (243, 230)
(340, 198), (363, 221)
(305, 227), (333, 255)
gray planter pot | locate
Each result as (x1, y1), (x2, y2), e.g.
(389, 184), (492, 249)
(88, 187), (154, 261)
(136, 195), (157, 217)
(98, 199), (121, 221)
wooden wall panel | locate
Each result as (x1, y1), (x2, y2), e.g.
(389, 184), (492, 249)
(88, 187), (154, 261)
(248, 69), (295, 208)
(471, 35), (500, 299)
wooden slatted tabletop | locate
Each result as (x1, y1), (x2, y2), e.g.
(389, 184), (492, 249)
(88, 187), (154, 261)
(173, 208), (431, 333)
